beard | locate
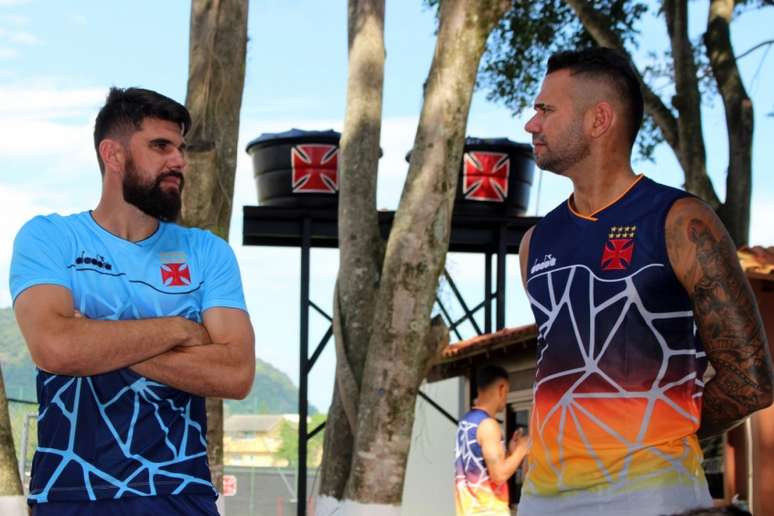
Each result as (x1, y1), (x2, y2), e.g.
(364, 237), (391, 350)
(534, 118), (590, 174)
(122, 157), (184, 222)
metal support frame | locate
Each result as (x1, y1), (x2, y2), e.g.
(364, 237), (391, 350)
(243, 206), (538, 516)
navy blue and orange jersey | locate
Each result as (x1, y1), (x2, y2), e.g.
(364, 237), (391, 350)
(519, 176), (713, 515)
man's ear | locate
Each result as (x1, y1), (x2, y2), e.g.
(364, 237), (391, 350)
(98, 139), (126, 173)
(587, 100), (615, 139)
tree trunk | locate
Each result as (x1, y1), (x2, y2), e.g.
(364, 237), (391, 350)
(664, 0), (717, 207)
(318, 0), (386, 502)
(332, 0), (508, 512)
(0, 371), (22, 495)
(705, 0), (753, 246)
(0, 369), (26, 514)
(180, 0), (249, 494)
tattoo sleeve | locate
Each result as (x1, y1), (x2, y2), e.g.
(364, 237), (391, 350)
(685, 218), (774, 439)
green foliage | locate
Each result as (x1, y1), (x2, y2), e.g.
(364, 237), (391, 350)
(274, 413), (326, 468)
(224, 358), (318, 416)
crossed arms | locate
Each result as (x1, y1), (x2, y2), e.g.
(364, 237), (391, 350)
(13, 284), (255, 399)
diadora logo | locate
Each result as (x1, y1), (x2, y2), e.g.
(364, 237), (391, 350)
(531, 254), (557, 274)
(74, 251), (112, 270)
(601, 225), (637, 271)
(160, 251), (191, 287)
(291, 144), (339, 193)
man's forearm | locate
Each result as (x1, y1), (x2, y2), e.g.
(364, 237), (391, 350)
(130, 343), (255, 399)
(37, 316), (205, 377)
(698, 377), (753, 439)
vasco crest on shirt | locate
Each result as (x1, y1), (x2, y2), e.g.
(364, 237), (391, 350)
(160, 251), (191, 287)
(601, 225), (636, 271)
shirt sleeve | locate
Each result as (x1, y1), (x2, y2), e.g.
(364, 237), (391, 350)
(200, 231), (247, 313)
(10, 215), (72, 304)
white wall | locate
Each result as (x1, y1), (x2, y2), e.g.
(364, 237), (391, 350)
(401, 377), (464, 516)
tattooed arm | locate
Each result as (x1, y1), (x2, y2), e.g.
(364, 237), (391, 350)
(666, 197), (774, 439)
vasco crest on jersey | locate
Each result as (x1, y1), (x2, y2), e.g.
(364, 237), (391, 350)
(601, 225), (636, 271)
(160, 251), (191, 287)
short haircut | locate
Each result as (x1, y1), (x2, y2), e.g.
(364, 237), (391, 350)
(476, 364), (509, 391)
(546, 47), (644, 148)
(93, 87), (191, 173)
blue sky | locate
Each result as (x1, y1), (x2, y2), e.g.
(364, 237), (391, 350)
(1, 0), (772, 411)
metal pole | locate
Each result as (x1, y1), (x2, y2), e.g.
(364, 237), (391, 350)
(298, 217), (310, 516)
(484, 253), (492, 334)
(496, 225), (507, 330)
(19, 412), (32, 487)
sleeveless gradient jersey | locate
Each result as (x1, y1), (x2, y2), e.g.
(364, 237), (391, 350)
(10, 211), (246, 508)
(454, 409), (509, 515)
(519, 176), (713, 516)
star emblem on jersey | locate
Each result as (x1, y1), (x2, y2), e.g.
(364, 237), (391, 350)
(291, 144), (339, 193)
(601, 225), (637, 271)
(159, 251), (191, 287)
(462, 151), (510, 202)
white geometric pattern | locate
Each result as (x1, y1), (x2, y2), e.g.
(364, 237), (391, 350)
(455, 419), (490, 490)
(525, 263), (706, 493)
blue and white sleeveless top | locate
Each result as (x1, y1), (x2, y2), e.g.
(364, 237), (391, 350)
(454, 408), (509, 515)
(519, 176), (713, 515)
(10, 211), (246, 504)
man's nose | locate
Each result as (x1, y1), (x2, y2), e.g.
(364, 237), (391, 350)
(169, 148), (187, 170)
(524, 114), (539, 134)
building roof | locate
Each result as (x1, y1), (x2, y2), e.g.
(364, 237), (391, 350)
(738, 246), (774, 281)
(427, 324), (538, 382)
(224, 414), (285, 434)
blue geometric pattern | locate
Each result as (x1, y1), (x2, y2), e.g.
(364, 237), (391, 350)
(31, 373), (211, 503)
(10, 212), (246, 504)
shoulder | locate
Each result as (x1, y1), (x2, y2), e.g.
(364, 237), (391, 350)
(15, 213), (74, 242)
(665, 196), (726, 253)
(475, 417), (501, 443)
(664, 196), (735, 291)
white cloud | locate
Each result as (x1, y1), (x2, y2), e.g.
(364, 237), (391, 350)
(0, 46), (16, 59)
(0, 184), (54, 307)
(0, 86), (104, 116)
(0, 27), (39, 45)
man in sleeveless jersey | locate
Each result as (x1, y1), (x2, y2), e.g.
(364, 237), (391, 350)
(455, 365), (528, 515)
(10, 88), (255, 515)
(516, 48), (773, 515)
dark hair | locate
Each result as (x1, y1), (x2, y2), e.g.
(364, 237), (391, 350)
(546, 47), (644, 148)
(476, 364), (509, 391)
(93, 87), (191, 173)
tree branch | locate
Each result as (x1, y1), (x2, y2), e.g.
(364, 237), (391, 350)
(736, 38), (774, 60)
(564, 0), (680, 152)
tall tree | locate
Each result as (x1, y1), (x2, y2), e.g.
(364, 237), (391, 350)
(180, 0), (249, 494)
(317, 0), (510, 513)
(475, 0), (770, 245)
(0, 371), (24, 513)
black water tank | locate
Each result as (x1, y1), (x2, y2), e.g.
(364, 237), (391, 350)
(407, 137), (534, 217)
(246, 129), (341, 208)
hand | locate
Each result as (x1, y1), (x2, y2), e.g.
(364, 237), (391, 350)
(178, 317), (211, 347)
(508, 427), (529, 456)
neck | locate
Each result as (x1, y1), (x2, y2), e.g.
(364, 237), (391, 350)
(93, 193), (160, 243)
(565, 146), (637, 216)
(473, 400), (499, 418)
